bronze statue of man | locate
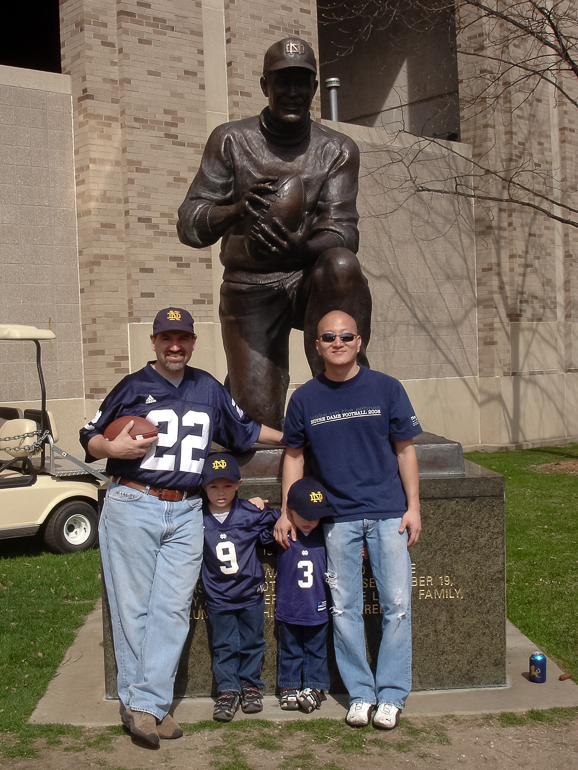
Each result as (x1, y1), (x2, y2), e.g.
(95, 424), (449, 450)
(177, 37), (372, 429)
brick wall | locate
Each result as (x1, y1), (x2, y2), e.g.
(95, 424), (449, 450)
(60, 0), (211, 400)
(223, 0), (319, 121)
(456, 3), (568, 378)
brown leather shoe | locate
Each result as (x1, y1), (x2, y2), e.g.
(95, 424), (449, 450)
(126, 708), (159, 748)
(157, 713), (183, 739)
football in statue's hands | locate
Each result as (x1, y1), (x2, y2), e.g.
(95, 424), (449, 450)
(245, 174), (305, 259)
(103, 415), (159, 441)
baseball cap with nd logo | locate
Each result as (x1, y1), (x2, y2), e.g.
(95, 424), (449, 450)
(201, 453), (241, 484)
(153, 307), (195, 335)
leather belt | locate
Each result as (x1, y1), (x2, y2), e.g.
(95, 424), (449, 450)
(114, 477), (197, 502)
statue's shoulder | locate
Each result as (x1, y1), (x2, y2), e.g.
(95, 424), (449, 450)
(209, 115), (261, 141)
(311, 121), (359, 156)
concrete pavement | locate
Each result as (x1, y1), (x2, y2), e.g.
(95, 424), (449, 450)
(30, 600), (578, 727)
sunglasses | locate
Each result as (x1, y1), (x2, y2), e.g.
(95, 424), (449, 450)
(318, 332), (357, 343)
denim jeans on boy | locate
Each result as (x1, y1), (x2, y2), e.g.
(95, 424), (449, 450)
(99, 481), (203, 720)
(207, 597), (266, 693)
(323, 517), (412, 709)
(277, 620), (330, 690)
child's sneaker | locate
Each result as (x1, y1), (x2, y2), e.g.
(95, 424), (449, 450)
(213, 691), (240, 722)
(297, 688), (322, 713)
(241, 682), (263, 713)
(279, 688), (299, 710)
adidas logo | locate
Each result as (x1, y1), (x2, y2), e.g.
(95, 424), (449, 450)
(145, 395), (156, 404)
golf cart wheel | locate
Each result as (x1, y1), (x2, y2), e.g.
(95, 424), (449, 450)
(44, 501), (99, 554)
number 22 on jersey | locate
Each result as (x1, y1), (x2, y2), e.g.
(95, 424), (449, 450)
(139, 408), (210, 473)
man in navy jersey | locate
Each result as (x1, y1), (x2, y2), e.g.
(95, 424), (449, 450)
(79, 307), (282, 747)
(200, 453), (279, 722)
(275, 310), (422, 731)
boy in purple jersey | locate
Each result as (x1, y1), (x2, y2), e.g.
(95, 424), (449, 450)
(79, 308), (282, 747)
(276, 477), (332, 713)
(201, 453), (280, 722)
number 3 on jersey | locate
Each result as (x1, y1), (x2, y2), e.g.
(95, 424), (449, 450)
(140, 408), (210, 473)
(297, 559), (313, 588)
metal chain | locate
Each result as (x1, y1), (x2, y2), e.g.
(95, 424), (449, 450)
(0, 429), (50, 453)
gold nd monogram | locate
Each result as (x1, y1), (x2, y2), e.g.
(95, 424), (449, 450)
(167, 310), (182, 321)
(212, 459), (227, 470)
(310, 491), (323, 503)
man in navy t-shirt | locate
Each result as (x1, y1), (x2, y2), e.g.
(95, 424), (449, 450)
(80, 307), (282, 747)
(275, 310), (422, 731)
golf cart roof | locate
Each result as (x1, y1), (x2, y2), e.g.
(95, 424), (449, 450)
(0, 324), (55, 341)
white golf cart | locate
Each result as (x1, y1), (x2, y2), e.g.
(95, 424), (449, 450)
(0, 324), (107, 553)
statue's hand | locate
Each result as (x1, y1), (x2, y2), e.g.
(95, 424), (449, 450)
(235, 179), (278, 220)
(249, 213), (314, 260)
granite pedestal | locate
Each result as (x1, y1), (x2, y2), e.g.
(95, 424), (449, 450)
(103, 434), (506, 697)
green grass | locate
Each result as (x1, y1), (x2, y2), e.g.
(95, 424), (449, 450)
(1, 445), (578, 758)
(465, 443), (578, 679)
(0, 537), (102, 755)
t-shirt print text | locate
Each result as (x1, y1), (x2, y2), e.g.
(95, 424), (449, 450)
(310, 407), (382, 426)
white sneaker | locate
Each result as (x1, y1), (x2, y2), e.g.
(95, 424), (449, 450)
(373, 702), (401, 730)
(346, 701), (375, 727)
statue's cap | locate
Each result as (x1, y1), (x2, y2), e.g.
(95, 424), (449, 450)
(263, 38), (317, 75)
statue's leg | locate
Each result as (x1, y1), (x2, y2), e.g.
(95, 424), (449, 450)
(301, 248), (372, 377)
(219, 279), (293, 431)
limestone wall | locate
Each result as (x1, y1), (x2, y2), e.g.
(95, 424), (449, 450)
(0, 64), (85, 450)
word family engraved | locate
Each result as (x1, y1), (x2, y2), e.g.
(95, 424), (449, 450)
(411, 564), (464, 601)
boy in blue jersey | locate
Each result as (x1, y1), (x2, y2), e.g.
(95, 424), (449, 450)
(276, 477), (331, 713)
(201, 453), (280, 722)
(80, 308), (282, 747)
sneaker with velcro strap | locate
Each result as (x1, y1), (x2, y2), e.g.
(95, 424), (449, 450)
(213, 691), (241, 722)
(241, 682), (263, 713)
(279, 688), (299, 710)
(297, 687), (323, 713)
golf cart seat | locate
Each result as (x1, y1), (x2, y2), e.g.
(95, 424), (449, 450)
(0, 418), (41, 458)
(0, 406), (23, 423)
(0, 418), (40, 487)
(23, 409), (59, 443)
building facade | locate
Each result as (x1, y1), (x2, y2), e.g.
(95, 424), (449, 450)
(1, 0), (577, 450)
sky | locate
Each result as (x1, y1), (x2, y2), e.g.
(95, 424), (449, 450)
(1, 1), (61, 74)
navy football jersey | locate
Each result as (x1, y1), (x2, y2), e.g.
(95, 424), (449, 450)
(276, 527), (329, 626)
(79, 363), (260, 491)
(201, 497), (280, 610)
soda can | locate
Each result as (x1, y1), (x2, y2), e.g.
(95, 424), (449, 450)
(529, 651), (546, 683)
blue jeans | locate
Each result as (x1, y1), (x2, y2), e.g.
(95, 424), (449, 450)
(323, 518), (412, 709)
(207, 597), (266, 693)
(277, 620), (330, 690)
(99, 481), (203, 719)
